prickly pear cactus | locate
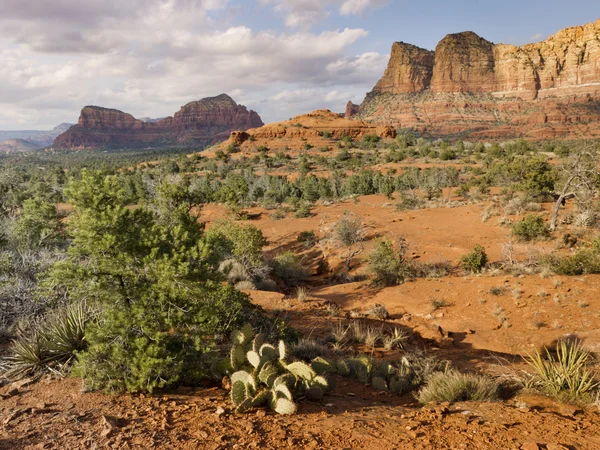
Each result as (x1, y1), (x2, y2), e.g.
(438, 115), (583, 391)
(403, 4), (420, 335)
(336, 359), (351, 377)
(260, 344), (278, 362)
(312, 375), (329, 390)
(273, 398), (297, 415)
(247, 350), (262, 368)
(258, 362), (280, 387)
(273, 373), (296, 390)
(311, 357), (336, 375)
(275, 383), (294, 401)
(231, 380), (249, 406)
(230, 344), (246, 370)
(372, 376), (388, 392)
(251, 390), (272, 407)
(286, 361), (317, 381)
(278, 340), (287, 361)
(252, 333), (265, 353)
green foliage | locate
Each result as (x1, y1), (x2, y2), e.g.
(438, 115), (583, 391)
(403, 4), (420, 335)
(297, 231), (316, 248)
(416, 371), (499, 404)
(525, 340), (598, 401)
(367, 239), (415, 286)
(3, 303), (90, 378)
(544, 250), (600, 276)
(440, 149), (457, 161)
(511, 214), (550, 241)
(335, 213), (364, 248)
(12, 198), (62, 249)
(460, 245), (488, 273)
(206, 220), (268, 278)
(294, 203), (313, 218)
(270, 252), (310, 284)
(41, 171), (287, 392)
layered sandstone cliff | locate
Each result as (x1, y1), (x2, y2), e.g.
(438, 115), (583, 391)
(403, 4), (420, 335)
(359, 19), (600, 139)
(53, 94), (263, 149)
(218, 109), (395, 154)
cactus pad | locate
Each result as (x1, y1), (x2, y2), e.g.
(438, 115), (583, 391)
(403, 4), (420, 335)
(286, 361), (317, 380)
(274, 398), (297, 415)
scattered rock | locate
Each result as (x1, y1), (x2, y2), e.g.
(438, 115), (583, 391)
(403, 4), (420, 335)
(520, 442), (541, 450)
(546, 444), (570, 450)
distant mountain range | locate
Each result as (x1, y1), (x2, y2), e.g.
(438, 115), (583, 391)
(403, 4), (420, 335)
(53, 94), (263, 149)
(0, 123), (74, 153)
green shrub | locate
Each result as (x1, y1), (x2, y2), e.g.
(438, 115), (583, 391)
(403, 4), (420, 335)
(460, 245), (488, 273)
(297, 231), (317, 248)
(40, 171), (291, 393)
(416, 371), (499, 404)
(270, 252), (310, 284)
(525, 339), (598, 401)
(544, 250), (600, 276)
(294, 203), (312, 218)
(367, 239), (415, 286)
(440, 149), (457, 161)
(511, 214), (549, 241)
(396, 194), (423, 211)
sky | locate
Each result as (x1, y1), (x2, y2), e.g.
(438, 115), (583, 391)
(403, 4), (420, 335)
(0, 0), (598, 130)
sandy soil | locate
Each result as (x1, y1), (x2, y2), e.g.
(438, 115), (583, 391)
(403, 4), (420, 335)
(3, 195), (600, 449)
(1, 376), (599, 450)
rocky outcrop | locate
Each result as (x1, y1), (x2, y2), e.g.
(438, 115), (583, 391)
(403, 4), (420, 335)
(344, 101), (361, 119)
(218, 109), (396, 153)
(359, 19), (600, 139)
(373, 42), (434, 94)
(53, 94), (263, 149)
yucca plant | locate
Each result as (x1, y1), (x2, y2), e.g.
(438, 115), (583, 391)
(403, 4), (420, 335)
(525, 339), (599, 400)
(2, 302), (91, 379)
(3, 331), (54, 378)
(44, 302), (89, 363)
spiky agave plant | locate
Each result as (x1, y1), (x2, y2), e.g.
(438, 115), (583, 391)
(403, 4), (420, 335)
(525, 339), (599, 399)
(3, 331), (54, 378)
(44, 302), (89, 363)
(2, 302), (91, 379)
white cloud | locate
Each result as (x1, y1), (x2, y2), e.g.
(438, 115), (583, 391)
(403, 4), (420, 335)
(260, 0), (389, 28)
(530, 33), (543, 41)
(0, 0), (387, 128)
(339, 0), (388, 15)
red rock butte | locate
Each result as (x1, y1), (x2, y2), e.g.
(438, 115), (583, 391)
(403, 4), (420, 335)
(53, 94), (263, 149)
(354, 19), (600, 140)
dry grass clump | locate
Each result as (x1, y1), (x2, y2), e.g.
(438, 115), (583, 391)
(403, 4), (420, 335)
(416, 371), (499, 404)
(383, 328), (409, 350)
(234, 280), (256, 291)
(329, 321), (408, 351)
(365, 303), (390, 320)
(295, 286), (309, 302)
(289, 337), (331, 361)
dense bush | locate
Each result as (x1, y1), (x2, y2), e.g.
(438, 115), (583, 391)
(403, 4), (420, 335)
(511, 214), (550, 241)
(542, 250), (600, 276)
(460, 245), (488, 273)
(297, 231), (317, 248)
(37, 171), (291, 392)
(270, 252), (310, 284)
(367, 239), (415, 286)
